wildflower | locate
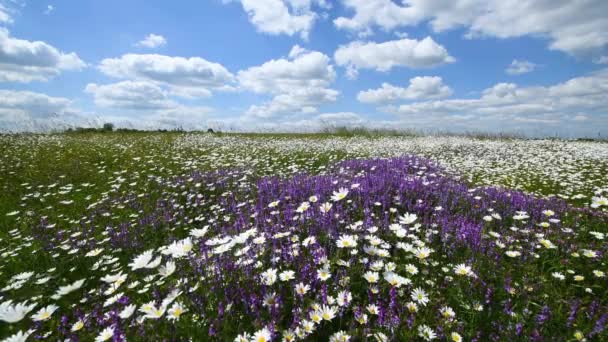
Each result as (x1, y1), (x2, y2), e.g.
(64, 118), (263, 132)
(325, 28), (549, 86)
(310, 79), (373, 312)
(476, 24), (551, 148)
(317, 268), (331, 281)
(574, 330), (586, 341)
(336, 290), (352, 307)
(505, 251), (521, 258)
(140, 302), (166, 319)
(261, 268), (278, 285)
(0, 300), (37, 323)
(418, 325), (437, 341)
(95, 326), (114, 342)
(268, 200), (280, 208)
(582, 249), (597, 258)
(31, 304), (58, 321)
(356, 312), (368, 324)
(454, 264), (472, 276)
(319, 202), (333, 213)
(451, 332), (463, 342)
(574, 275), (585, 282)
(119, 304), (137, 319)
(162, 238), (193, 258)
(591, 196), (608, 208)
(399, 213), (417, 225)
(384, 271), (408, 287)
(167, 302), (187, 321)
(552, 272), (565, 280)
(190, 227), (209, 238)
(319, 305), (337, 321)
(158, 261), (176, 278)
(129, 249), (159, 270)
(363, 271), (379, 283)
(295, 282), (310, 295)
(331, 188), (349, 201)
(309, 310), (322, 323)
(336, 234), (357, 248)
(329, 331), (350, 342)
(367, 304), (379, 315)
(414, 247), (432, 259)
(309, 195), (318, 203)
(71, 320), (84, 332)
(3, 330), (34, 342)
(296, 201), (310, 213)
(55, 278), (86, 297)
(406, 302), (418, 313)
(440, 306), (456, 319)
(279, 270), (295, 281)
(411, 288), (430, 306)
(593, 270), (605, 278)
(235, 333), (251, 342)
(539, 239), (557, 249)
(405, 264), (418, 275)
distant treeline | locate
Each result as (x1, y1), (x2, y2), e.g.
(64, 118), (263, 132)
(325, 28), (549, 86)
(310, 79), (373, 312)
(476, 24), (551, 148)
(57, 123), (605, 142)
(64, 123), (217, 134)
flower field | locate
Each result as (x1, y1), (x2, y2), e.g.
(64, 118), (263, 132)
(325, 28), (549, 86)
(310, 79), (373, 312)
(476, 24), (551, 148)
(1, 133), (607, 341)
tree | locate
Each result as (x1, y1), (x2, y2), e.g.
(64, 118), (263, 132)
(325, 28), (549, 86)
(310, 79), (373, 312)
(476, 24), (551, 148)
(102, 123), (114, 132)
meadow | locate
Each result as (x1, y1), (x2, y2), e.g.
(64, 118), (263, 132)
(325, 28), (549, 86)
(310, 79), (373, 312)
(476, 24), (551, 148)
(0, 132), (607, 341)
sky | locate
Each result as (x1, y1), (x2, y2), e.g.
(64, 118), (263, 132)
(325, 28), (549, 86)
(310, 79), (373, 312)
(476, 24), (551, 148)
(0, 0), (607, 137)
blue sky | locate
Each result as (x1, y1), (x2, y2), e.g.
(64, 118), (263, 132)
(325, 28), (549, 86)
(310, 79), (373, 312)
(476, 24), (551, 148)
(1, 0), (607, 136)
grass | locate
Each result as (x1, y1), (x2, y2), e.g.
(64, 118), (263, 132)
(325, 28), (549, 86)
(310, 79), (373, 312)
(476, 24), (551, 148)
(0, 132), (606, 341)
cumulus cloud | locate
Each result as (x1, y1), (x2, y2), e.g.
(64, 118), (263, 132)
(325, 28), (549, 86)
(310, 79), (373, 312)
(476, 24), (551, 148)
(334, 0), (608, 56)
(135, 34), (167, 49)
(0, 28), (86, 82)
(506, 59), (537, 75)
(386, 68), (608, 130)
(334, 37), (454, 77)
(98, 53), (235, 97)
(83, 80), (216, 130)
(245, 87), (338, 118)
(223, 0), (329, 39)
(0, 89), (101, 132)
(85, 81), (176, 110)
(0, 3), (12, 24)
(238, 49), (335, 93)
(238, 47), (338, 117)
(358, 76), (452, 104)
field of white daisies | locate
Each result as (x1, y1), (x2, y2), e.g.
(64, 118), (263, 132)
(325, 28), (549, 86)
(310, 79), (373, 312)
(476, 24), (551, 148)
(1, 132), (607, 342)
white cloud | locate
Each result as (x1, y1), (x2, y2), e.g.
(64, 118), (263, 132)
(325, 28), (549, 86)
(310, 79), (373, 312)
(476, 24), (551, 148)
(288, 44), (308, 59)
(388, 69), (608, 127)
(98, 54), (234, 97)
(0, 89), (100, 132)
(238, 49), (334, 93)
(334, 0), (608, 56)
(135, 34), (167, 49)
(44, 5), (54, 15)
(0, 28), (86, 82)
(245, 87), (338, 118)
(334, 0), (418, 33)
(85, 81), (176, 110)
(237, 47), (338, 117)
(334, 37), (454, 76)
(224, 0), (328, 39)
(83, 80), (216, 130)
(505, 59), (537, 75)
(358, 76), (452, 104)
(0, 4), (12, 24)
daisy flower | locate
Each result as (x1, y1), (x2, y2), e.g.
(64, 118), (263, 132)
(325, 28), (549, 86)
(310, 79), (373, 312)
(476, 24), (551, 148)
(31, 304), (58, 321)
(331, 188), (349, 201)
(411, 288), (430, 306)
